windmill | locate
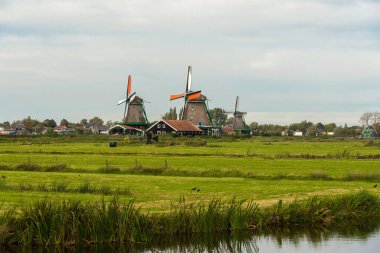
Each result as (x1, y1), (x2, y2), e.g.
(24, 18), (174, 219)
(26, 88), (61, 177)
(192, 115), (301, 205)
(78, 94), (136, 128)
(117, 75), (149, 126)
(170, 66), (212, 126)
(226, 96), (248, 132)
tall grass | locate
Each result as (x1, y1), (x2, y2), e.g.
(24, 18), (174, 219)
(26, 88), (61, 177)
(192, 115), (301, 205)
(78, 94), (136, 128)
(0, 181), (133, 196)
(4, 161), (380, 182)
(0, 191), (379, 246)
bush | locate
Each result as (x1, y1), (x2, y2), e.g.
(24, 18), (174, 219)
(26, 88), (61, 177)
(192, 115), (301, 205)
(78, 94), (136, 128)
(45, 163), (70, 172)
(15, 163), (41, 171)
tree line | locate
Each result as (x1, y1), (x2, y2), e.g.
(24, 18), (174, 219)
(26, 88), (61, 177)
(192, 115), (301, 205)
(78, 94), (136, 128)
(0, 116), (111, 134)
(1, 110), (378, 137)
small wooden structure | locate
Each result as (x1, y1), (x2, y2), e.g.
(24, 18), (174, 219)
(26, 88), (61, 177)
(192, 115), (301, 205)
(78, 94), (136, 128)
(362, 125), (378, 138)
(108, 124), (143, 136)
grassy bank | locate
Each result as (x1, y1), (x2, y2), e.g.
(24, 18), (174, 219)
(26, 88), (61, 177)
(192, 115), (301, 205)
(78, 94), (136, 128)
(0, 191), (379, 246)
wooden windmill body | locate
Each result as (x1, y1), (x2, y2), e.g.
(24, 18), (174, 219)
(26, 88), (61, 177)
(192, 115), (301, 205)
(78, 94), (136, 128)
(117, 75), (149, 130)
(226, 96), (251, 135)
(170, 66), (213, 127)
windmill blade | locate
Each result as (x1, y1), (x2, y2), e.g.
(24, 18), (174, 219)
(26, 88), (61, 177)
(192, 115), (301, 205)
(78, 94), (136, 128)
(118, 91), (136, 105)
(117, 98), (127, 105)
(128, 93), (136, 103)
(234, 96), (240, 114)
(186, 90), (202, 101)
(123, 99), (128, 120)
(170, 93), (185, 101)
(186, 66), (192, 92)
(127, 75), (132, 97)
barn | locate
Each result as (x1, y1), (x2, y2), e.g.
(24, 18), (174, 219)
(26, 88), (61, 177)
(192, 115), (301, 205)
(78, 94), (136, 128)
(146, 120), (202, 136)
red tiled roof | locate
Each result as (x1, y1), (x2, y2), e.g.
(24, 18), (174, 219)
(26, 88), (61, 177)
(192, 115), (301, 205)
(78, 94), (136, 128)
(54, 125), (67, 131)
(165, 120), (201, 132)
(222, 126), (235, 134)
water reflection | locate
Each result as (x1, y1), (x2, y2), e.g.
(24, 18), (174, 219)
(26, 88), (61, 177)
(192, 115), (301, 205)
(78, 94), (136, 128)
(2, 220), (380, 253)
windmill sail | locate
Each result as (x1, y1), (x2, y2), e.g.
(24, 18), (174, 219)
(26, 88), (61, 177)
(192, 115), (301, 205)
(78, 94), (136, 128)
(225, 96), (247, 131)
(186, 66), (192, 92)
(170, 66), (212, 126)
(117, 75), (148, 123)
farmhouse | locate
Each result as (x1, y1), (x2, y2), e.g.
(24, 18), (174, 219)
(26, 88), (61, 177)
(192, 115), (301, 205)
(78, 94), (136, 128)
(146, 120), (202, 136)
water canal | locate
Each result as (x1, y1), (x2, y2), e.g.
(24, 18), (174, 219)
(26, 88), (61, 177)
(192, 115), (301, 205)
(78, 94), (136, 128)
(2, 222), (380, 252)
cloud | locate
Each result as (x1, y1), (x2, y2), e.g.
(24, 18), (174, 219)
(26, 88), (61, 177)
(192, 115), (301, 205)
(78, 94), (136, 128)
(0, 0), (379, 123)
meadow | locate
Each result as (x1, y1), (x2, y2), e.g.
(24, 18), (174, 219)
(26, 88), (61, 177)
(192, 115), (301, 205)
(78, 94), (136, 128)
(0, 135), (379, 212)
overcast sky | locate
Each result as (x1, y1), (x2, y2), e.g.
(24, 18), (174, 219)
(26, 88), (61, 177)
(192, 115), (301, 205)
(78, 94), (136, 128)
(1, 0), (379, 126)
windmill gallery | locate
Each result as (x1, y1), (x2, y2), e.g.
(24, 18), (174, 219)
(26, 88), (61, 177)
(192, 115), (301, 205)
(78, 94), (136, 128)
(108, 66), (251, 137)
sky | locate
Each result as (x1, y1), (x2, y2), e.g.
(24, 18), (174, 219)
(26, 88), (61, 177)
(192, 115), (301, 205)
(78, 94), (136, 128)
(0, 0), (379, 126)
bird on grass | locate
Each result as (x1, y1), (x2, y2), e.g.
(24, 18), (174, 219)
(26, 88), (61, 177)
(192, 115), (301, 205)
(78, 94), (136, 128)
(373, 184), (377, 188)
(192, 187), (200, 192)
(1, 175), (6, 179)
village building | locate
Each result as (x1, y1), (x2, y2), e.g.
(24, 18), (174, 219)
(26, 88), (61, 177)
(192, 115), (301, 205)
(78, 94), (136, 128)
(54, 125), (75, 134)
(92, 125), (109, 134)
(0, 128), (16, 135)
(281, 129), (290, 136)
(222, 125), (235, 135)
(146, 120), (202, 136)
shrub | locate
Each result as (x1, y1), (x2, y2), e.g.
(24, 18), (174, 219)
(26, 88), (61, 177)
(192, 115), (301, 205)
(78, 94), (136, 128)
(45, 163), (70, 172)
(15, 163), (41, 171)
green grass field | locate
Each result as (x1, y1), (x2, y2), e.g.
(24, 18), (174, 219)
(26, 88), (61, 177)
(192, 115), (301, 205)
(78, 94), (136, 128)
(0, 136), (379, 211)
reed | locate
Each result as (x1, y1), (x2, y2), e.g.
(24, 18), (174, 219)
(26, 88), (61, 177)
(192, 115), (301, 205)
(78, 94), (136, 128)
(0, 191), (378, 246)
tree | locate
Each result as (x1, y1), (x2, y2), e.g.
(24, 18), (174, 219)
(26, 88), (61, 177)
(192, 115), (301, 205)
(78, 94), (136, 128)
(80, 119), (88, 126)
(60, 119), (69, 127)
(162, 107), (177, 120)
(22, 116), (40, 132)
(289, 120), (313, 134)
(250, 122), (258, 130)
(179, 107), (184, 120)
(360, 112), (373, 126)
(89, 116), (104, 126)
(226, 117), (234, 125)
(1, 121), (10, 128)
(370, 112), (380, 126)
(334, 125), (358, 137)
(105, 120), (114, 128)
(324, 123), (337, 132)
(209, 108), (227, 126)
(306, 124), (319, 136)
(43, 119), (57, 128)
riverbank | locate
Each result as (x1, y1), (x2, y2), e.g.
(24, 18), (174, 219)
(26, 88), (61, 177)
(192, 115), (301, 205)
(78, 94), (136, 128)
(0, 191), (379, 246)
